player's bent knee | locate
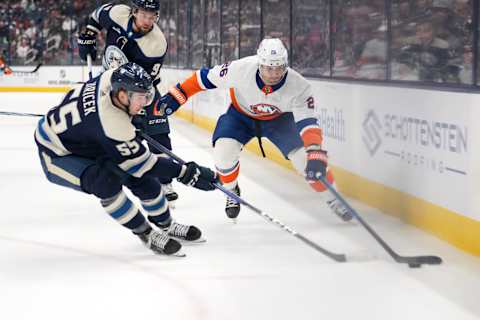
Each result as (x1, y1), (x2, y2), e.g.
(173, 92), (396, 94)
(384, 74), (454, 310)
(214, 138), (243, 169)
(126, 176), (161, 200)
(81, 165), (122, 199)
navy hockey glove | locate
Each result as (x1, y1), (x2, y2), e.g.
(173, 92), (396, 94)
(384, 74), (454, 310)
(155, 84), (187, 116)
(305, 146), (328, 180)
(178, 162), (217, 191)
(78, 29), (97, 61)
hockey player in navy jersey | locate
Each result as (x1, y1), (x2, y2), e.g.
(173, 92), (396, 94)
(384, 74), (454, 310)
(34, 62), (217, 256)
(77, 0), (180, 205)
(156, 38), (353, 222)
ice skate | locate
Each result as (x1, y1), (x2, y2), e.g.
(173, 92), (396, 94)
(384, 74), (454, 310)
(134, 227), (184, 256)
(153, 219), (205, 244)
(225, 185), (241, 221)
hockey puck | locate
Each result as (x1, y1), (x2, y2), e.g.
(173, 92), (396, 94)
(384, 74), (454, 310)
(408, 263), (421, 268)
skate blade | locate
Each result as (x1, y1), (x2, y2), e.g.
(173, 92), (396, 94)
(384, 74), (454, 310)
(168, 201), (176, 210)
(156, 250), (186, 258)
(228, 218), (238, 224)
(171, 251), (186, 257)
(174, 237), (207, 245)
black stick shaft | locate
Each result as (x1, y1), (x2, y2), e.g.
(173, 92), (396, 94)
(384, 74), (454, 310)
(141, 132), (346, 262)
(0, 111), (42, 117)
(319, 176), (441, 265)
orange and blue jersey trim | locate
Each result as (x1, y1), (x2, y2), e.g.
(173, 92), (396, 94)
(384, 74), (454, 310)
(296, 118), (323, 147)
(178, 68), (217, 99)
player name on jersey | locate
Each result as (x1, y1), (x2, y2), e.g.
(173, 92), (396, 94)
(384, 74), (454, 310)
(83, 82), (98, 116)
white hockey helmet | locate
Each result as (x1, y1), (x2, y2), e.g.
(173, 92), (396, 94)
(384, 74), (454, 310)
(257, 38), (288, 67)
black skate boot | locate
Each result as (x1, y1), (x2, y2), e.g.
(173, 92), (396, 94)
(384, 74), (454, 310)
(225, 185), (241, 219)
(162, 183), (178, 209)
(150, 217), (204, 243)
(134, 226), (183, 256)
(326, 198), (353, 222)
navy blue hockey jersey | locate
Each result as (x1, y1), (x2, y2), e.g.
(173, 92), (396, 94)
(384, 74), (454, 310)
(34, 70), (181, 180)
(86, 3), (170, 135)
(87, 3), (167, 82)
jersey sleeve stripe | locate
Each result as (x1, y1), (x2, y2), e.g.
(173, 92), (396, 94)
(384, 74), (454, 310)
(119, 152), (158, 178)
(296, 117), (318, 132)
(35, 118), (70, 156)
(91, 3), (111, 23)
(128, 155), (157, 178)
(301, 127), (323, 147)
(180, 72), (205, 97)
(199, 68), (217, 89)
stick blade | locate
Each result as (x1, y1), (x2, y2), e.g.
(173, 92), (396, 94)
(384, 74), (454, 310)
(397, 255), (443, 266)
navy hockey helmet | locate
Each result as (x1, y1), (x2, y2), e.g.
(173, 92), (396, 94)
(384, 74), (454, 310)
(111, 62), (154, 105)
(131, 0), (160, 12)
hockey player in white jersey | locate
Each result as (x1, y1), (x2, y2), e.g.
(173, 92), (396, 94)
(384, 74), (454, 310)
(34, 62), (218, 256)
(156, 38), (352, 221)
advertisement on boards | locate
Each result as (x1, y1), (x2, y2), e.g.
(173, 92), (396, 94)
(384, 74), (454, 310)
(313, 81), (477, 219)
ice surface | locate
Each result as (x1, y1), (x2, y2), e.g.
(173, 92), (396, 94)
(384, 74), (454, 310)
(0, 92), (479, 320)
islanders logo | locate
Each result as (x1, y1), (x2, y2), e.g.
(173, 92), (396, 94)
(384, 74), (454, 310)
(249, 103), (282, 116)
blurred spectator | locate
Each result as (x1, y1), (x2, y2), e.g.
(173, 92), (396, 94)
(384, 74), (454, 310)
(292, 0), (329, 76)
(333, 1), (386, 79)
(0, 0), (476, 88)
(391, 0), (472, 83)
(393, 19), (459, 82)
(240, 0), (260, 57)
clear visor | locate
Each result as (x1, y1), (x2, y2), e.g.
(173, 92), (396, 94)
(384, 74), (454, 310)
(133, 9), (160, 23)
(128, 87), (155, 107)
(259, 64), (287, 77)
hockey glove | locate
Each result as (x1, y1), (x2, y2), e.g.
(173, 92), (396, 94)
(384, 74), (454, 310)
(305, 145), (328, 181)
(178, 162), (217, 191)
(155, 84), (187, 116)
(78, 29), (97, 61)
(131, 113), (146, 133)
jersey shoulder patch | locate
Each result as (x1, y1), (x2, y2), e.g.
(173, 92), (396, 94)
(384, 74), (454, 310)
(108, 4), (131, 30)
(135, 25), (167, 58)
(97, 70), (136, 142)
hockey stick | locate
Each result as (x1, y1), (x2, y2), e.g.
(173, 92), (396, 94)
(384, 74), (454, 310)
(87, 54), (93, 80)
(318, 176), (442, 268)
(0, 111), (42, 117)
(141, 132), (346, 262)
(10, 63), (42, 75)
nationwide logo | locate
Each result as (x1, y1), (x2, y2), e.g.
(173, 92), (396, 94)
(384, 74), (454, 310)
(249, 103), (281, 116)
(362, 110), (382, 156)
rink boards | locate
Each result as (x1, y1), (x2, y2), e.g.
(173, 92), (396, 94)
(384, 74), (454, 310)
(1, 65), (478, 256)
(160, 68), (480, 256)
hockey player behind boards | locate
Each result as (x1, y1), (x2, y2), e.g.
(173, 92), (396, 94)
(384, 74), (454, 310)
(156, 38), (353, 222)
(34, 63), (218, 256)
(77, 0), (180, 206)
(0, 52), (12, 75)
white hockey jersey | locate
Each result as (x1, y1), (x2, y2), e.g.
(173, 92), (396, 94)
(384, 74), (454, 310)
(176, 55), (322, 147)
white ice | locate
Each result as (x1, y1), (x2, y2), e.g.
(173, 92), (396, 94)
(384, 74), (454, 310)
(0, 93), (479, 320)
